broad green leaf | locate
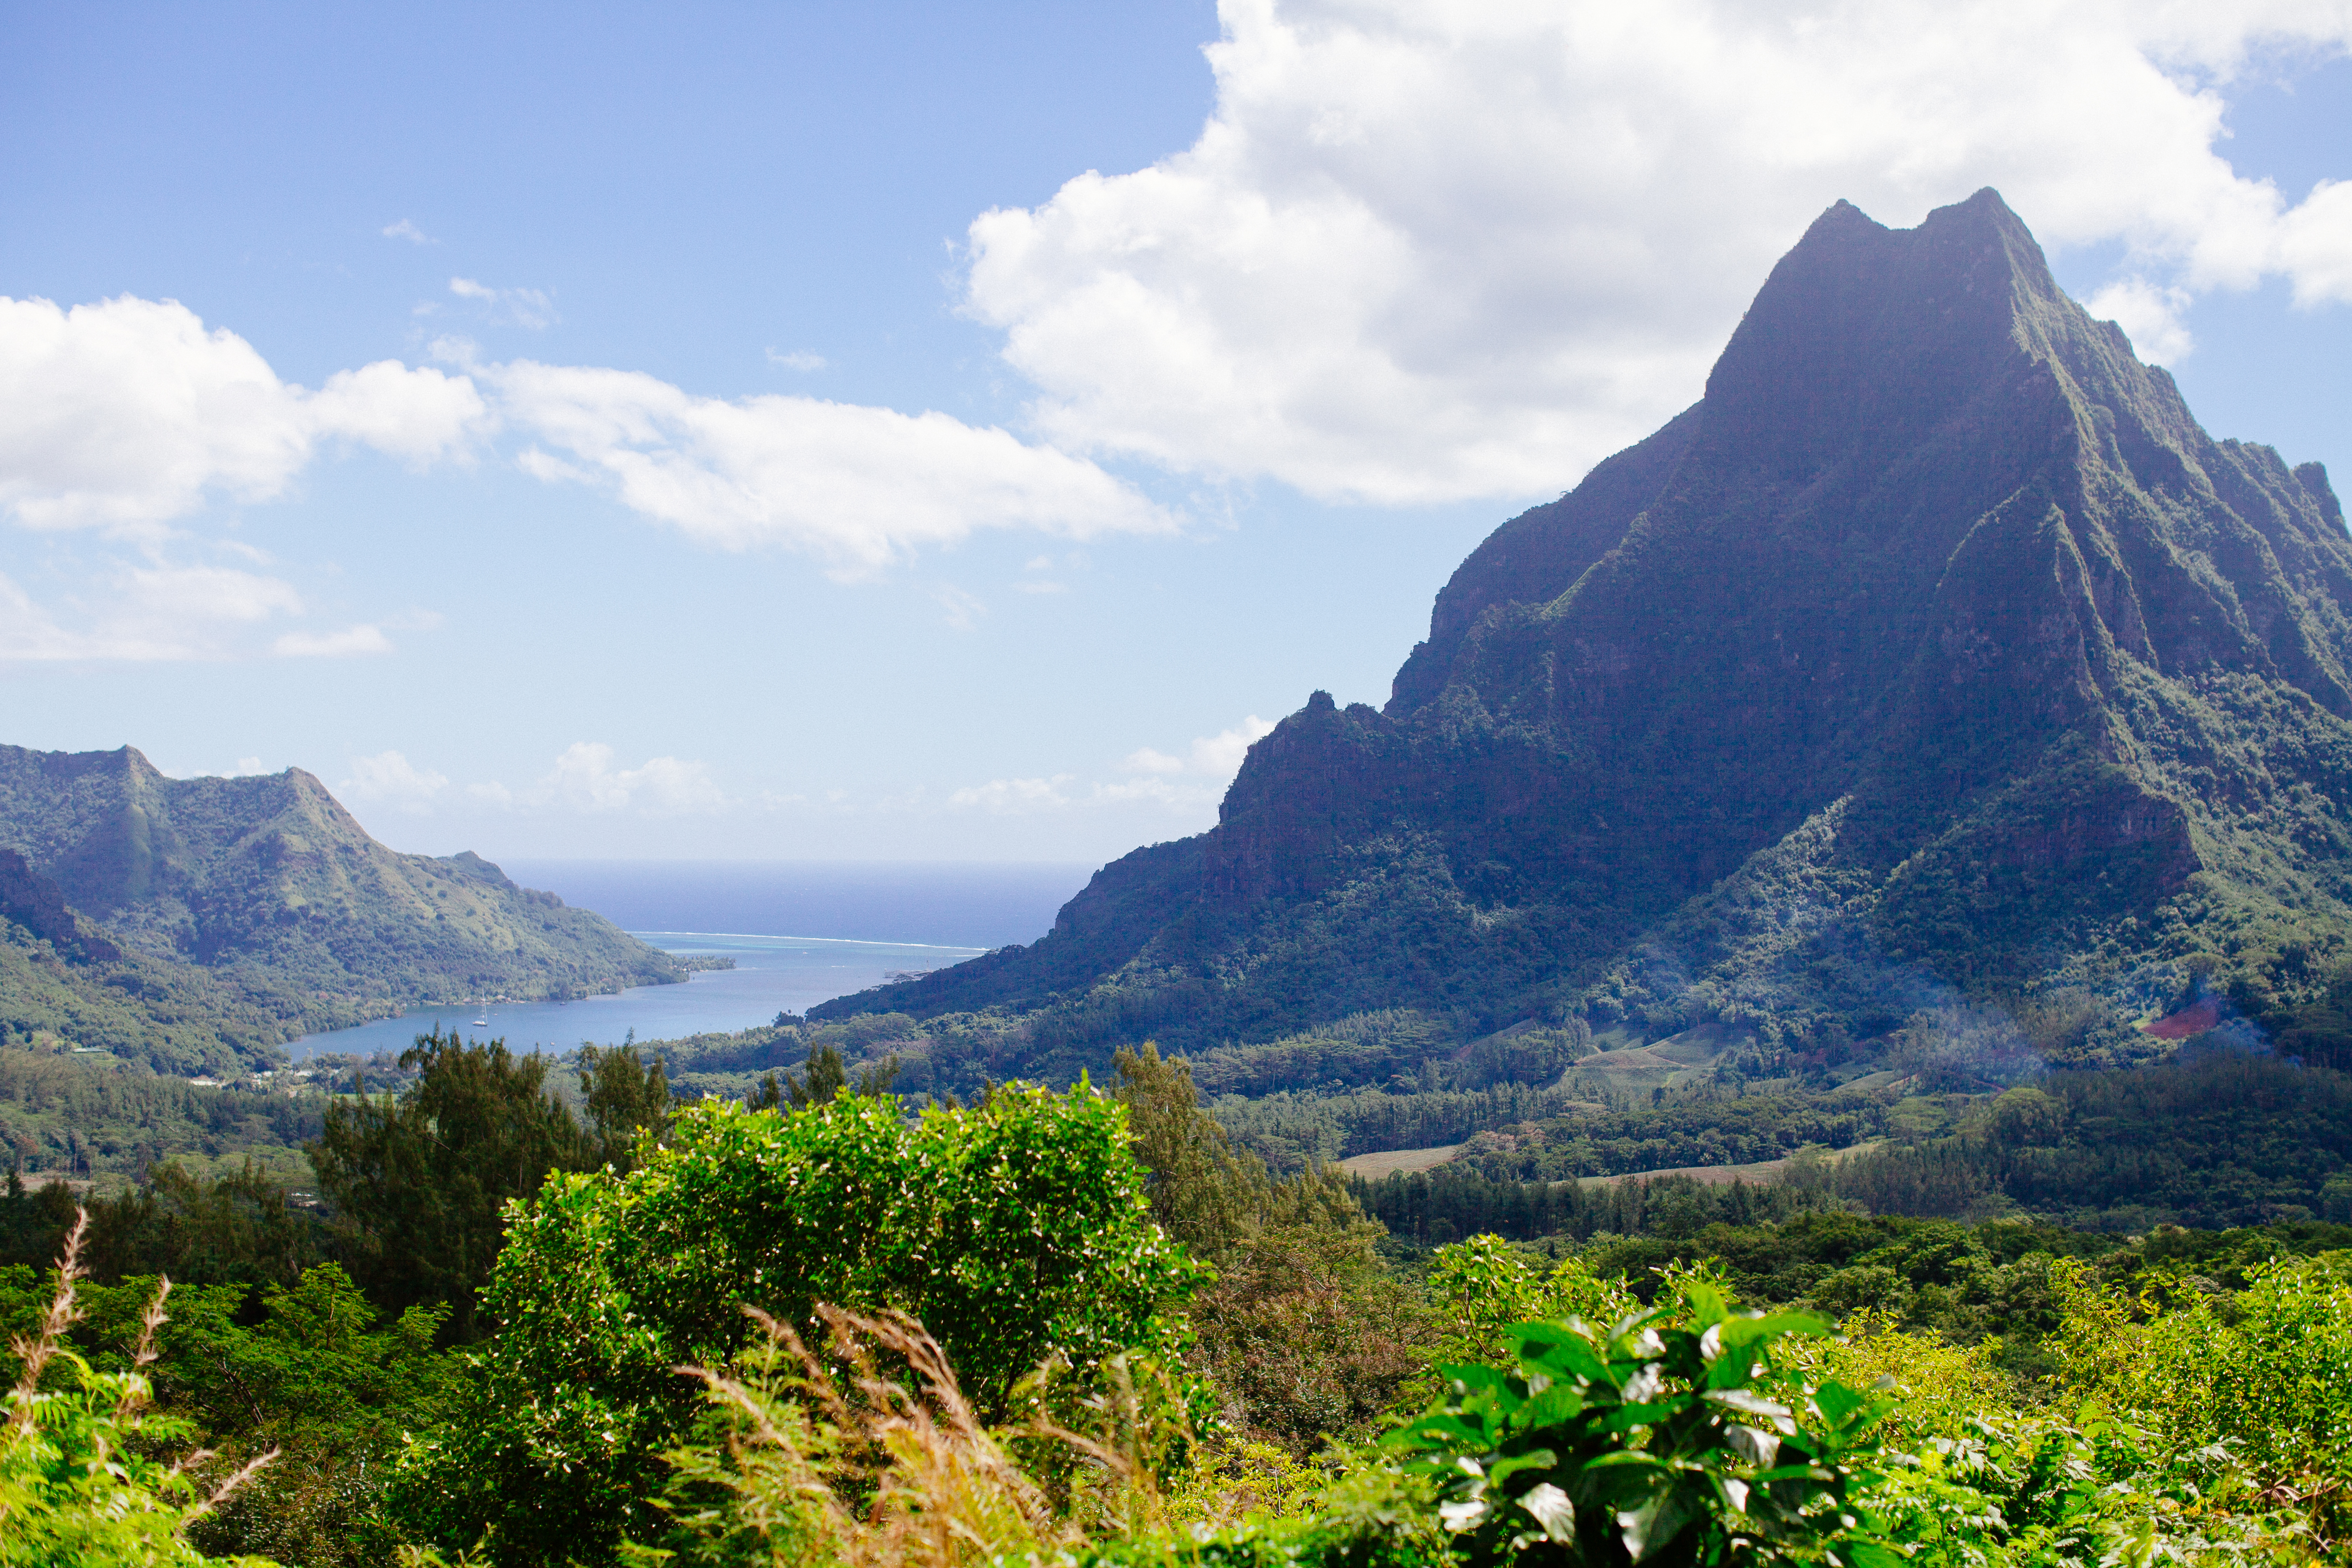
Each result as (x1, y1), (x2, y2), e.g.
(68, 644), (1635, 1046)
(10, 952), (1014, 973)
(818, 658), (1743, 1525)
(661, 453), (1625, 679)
(1714, 1310), (1830, 1348)
(1488, 1449), (1561, 1486)
(1723, 1425), (1782, 1468)
(1703, 1388), (1793, 1420)
(1518, 1383), (1591, 1429)
(1617, 1485), (1696, 1562)
(1681, 1279), (1728, 1326)
(1519, 1481), (1577, 1543)
(1438, 1498), (1488, 1532)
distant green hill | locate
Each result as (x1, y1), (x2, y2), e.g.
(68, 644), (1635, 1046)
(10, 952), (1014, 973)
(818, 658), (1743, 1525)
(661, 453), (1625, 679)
(820, 188), (2352, 1092)
(0, 745), (681, 1067)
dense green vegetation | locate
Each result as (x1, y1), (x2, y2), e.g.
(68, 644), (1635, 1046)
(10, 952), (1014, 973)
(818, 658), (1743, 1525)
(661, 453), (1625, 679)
(0, 744), (685, 1065)
(4, 1022), (2351, 1565)
(0, 1047), (328, 1184)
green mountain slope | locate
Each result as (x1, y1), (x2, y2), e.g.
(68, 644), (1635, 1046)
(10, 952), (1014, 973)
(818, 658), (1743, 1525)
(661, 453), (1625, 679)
(0, 745), (681, 1061)
(821, 189), (2352, 1081)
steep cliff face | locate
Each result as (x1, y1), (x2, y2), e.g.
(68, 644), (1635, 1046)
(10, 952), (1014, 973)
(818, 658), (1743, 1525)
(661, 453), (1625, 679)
(0, 745), (681, 1016)
(824, 190), (2352, 1058)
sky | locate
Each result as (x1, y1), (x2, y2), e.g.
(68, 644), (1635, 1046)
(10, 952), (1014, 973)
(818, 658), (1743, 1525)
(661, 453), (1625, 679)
(3, 0), (2350, 865)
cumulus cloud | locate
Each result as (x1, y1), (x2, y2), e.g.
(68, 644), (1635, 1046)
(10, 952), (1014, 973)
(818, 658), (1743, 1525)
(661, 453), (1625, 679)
(542, 742), (727, 815)
(0, 563), (318, 662)
(963, 0), (2352, 503)
(2279, 178), (2352, 306)
(463, 745), (728, 815)
(1123, 714), (1277, 780)
(382, 219), (436, 245)
(0, 294), (487, 532)
(767, 348), (828, 371)
(449, 277), (559, 330)
(1187, 714), (1278, 777)
(338, 750), (450, 811)
(489, 361), (1177, 572)
(954, 714), (1279, 819)
(2084, 277), (2200, 364)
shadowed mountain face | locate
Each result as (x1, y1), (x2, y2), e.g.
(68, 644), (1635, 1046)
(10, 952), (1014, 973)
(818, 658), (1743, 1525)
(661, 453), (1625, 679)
(825, 191), (2352, 1068)
(0, 745), (680, 1047)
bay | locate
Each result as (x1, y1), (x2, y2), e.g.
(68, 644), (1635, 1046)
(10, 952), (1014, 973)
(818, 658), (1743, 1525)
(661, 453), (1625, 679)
(286, 932), (985, 1060)
(284, 860), (1090, 1060)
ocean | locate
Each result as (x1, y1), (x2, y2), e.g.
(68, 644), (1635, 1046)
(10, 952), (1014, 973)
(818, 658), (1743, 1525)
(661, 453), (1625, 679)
(285, 859), (1093, 1061)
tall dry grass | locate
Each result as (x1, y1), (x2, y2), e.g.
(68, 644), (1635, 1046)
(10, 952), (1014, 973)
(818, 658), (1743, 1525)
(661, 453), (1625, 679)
(644, 1303), (1205, 1568)
(0, 1207), (278, 1557)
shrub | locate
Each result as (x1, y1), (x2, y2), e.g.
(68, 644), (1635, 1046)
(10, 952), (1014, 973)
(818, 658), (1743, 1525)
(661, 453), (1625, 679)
(388, 1083), (1204, 1565)
(0, 1212), (276, 1566)
(1386, 1277), (1895, 1568)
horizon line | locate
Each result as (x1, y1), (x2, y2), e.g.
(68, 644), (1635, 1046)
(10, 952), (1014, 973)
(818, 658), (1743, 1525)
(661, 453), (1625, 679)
(632, 928), (990, 951)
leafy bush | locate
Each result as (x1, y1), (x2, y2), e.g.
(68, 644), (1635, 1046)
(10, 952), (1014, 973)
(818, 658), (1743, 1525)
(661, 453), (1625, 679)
(0, 1213), (276, 1566)
(1386, 1279), (1894, 1568)
(387, 1083), (1204, 1565)
(2059, 1248), (2352, 1540)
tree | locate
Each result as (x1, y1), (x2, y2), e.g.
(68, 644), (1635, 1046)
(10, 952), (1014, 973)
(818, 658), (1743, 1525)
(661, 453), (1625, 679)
(1113, 1041), (1268, 1261)
(84, 1161), (323, 1291)
(1113, 1042), (1442, 1452)
(575, 1038), (671, 1171)
(308, 1029), (591, 1341)
(386, 1084), (1204, 1565)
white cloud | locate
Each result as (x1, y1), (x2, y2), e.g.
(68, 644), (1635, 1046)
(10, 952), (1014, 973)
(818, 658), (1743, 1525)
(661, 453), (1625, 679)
(0, 294), (487, 532)
(273, 624), (394, 658)
(230, 756), (265, 775)
(949, 775), (1075, 812)
(466, 745), (727, 815)
(382, 219), (436, 245)
(490, 360), (1177, 573)
(2084, 277), (2199, 364)
(941, 714), (1285, 824)
(963, 0), (2352, 503)
(1123, 714), (1277, 780)
(338, 750), (450, 812)
(307, 361), (488, 465)
(2279, 177), (2352, 306)
(934, 585), (987, 629)
(767, 348), (828, 371)
(0, 563), (317, 663)
(544, 742), (727, 815)
(449, 277), (558, 330)
(1189, 714), (1278, 776)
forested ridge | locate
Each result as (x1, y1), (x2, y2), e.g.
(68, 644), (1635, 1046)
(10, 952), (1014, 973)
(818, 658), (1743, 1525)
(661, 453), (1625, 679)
(0, 746), (685, 1069)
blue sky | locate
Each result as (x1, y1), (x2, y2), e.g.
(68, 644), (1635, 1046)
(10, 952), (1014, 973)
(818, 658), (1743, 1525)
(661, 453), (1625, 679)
(3, 2), (2349, 864)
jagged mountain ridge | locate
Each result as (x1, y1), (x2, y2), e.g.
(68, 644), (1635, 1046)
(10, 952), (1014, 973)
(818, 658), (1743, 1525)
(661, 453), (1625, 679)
(0, 745), (681, 1059)
(821, 189), (2352, 1072)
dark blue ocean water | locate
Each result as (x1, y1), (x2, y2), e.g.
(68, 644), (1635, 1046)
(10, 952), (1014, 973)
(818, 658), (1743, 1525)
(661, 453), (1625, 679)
(286, 860), (1092, 1061)
(498, 859), (1093, 949)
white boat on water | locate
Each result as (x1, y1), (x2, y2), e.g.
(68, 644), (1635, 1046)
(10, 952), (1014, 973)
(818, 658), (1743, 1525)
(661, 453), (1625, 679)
(472, 1017), (489, 1026)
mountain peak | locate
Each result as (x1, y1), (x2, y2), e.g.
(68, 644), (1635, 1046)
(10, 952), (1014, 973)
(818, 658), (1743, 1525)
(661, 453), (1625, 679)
(826, 194), (2352, 1078)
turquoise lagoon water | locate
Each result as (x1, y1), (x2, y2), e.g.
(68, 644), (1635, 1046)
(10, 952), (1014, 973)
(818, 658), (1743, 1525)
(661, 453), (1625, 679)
(281, 859), (1094, 1061)
(286, 931), (984, 1060)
